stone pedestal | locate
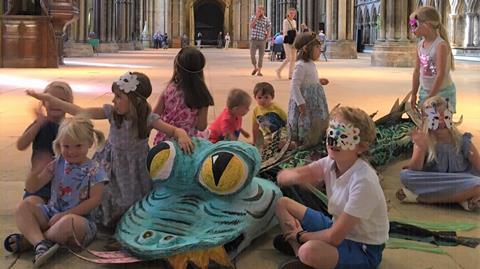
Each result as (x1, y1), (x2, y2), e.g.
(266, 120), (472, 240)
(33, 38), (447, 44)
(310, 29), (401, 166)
(142, 40), (151, 49)
(236, 41), (250, 49)
(63, 42), (94, 57)
(371, 41), (416, 67)
(98, 43), (119, 53)
(452, 47), (480, 57)
(117, 42), (135, 50)
(134, 41), (144, 50)
(326, 40), (357, 59)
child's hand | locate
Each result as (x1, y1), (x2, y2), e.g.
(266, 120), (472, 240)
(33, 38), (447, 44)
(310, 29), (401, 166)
(283, 220), (302, 241)
(319, 78), (329, 85)
(48, 212), (67, 227)
(33, 103), (48, 125)
(298, 104), (306, 116)
(240, 129), (250, 139)
(26, 90), (51, 102)
(277, 169), (298, 187)
(411, 129), (428, 150)
(410, 93), (418, 110)
(175, 128), (194, 154)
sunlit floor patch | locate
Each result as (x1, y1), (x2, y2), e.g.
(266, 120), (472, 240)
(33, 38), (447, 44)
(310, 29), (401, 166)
(64, 60), (155, 69)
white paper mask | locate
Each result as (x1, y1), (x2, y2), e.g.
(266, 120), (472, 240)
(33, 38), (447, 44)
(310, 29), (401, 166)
(326, 119), (361, 150)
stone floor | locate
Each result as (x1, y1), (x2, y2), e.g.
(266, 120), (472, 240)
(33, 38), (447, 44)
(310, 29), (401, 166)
(1, 48), (479, 269)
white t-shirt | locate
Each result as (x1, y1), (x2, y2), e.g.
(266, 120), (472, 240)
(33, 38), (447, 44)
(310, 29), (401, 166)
(308, 156), (389, 245)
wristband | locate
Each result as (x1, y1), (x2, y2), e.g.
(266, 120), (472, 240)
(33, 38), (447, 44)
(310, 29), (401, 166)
(296, 230), (307, 244)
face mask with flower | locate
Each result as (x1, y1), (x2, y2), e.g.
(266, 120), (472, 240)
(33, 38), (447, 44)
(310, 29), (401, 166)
(326, 119), (361, 150)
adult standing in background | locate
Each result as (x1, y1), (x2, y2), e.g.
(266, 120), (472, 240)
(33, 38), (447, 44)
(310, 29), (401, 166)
(217, 31), (223, 48)
(249, 5), (271, 77)
(276, 8), (297, 79)
(196, 32), (203, 48)
(224, 33), (231, 49)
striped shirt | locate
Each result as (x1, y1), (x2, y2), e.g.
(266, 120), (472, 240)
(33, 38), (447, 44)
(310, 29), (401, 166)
(250, 15), (271, 40)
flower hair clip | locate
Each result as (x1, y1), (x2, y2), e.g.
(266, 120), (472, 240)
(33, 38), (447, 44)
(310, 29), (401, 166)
(115, 72), (140, 93)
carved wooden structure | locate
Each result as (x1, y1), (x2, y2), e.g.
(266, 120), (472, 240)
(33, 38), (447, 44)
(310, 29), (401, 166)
(0, 0), (79, 68)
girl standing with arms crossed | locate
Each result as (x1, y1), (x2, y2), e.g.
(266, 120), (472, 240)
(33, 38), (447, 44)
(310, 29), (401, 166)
(27, 72), (193, 229)
(409, 6), (456, 111)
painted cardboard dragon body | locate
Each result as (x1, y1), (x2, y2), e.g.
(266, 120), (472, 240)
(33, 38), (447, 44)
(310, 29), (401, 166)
(117, 139), (281, 260)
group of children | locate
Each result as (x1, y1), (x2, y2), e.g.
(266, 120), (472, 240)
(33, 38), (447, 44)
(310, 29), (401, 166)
(2, 6), (479, 269)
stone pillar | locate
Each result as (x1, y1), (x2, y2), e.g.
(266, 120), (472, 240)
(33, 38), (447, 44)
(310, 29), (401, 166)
(371, 0), (416, 67)
(378, 0), (386, 41)
(64, 0), (95, 57)
(325, 0), (357, 59)
(326, 0), (333, 40)
(465, 12), (476, 47)
(449, 14), (458, 46)
(386, 0), (394, 41)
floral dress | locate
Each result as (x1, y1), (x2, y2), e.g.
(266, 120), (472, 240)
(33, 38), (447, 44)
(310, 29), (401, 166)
(153, 83), (199, 145)
(93, 104), (159, 229)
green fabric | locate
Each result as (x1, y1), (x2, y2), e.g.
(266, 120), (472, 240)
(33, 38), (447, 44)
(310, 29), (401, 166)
(305, 183), (328, 206)
(88, 39), (100, 47)
(386, 238), (446, 254)
(390, 219), (478, 232)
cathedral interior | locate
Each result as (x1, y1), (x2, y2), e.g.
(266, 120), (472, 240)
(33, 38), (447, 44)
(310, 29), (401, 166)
(0, 1), (479, 269)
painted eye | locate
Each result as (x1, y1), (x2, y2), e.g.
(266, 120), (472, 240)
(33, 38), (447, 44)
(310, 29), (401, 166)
(198, 151), (248, 195)
(147, 141), (176, 180)
(136, 230), (157, 245)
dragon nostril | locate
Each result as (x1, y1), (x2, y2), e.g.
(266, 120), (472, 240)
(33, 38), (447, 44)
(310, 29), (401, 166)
(164, 235), (174, 240)
(143, 231), (153, 239)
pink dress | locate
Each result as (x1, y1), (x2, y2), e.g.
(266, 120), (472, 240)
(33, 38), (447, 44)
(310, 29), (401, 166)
(153, 83), (199, 145)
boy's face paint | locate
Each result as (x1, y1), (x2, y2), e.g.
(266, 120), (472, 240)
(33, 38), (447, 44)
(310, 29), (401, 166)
(326, 119), (361, 151)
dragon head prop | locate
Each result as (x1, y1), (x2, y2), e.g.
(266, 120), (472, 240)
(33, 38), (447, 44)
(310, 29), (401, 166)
(115, 138), (282, 261)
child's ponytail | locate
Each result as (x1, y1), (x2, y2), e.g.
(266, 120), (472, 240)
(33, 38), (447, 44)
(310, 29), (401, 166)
(93, 128), (105, 150)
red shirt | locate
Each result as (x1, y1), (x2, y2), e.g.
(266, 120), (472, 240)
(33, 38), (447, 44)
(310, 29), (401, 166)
(208, 107), (242, 143)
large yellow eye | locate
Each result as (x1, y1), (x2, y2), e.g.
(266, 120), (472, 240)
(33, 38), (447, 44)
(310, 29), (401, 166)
(147, 141), (176, 180)
(199, 151), (248, 195)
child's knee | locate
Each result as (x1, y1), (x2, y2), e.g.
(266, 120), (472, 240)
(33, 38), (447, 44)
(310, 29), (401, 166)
(275, 197), (292, 214)
(297, 242), (315, 265)
(15, 199), (34, 215)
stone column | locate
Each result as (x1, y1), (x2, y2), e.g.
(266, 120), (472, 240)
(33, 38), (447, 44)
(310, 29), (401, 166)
(371, 0), (416, 66)
(386, 0), (394, 41)
(378, 0), (386, 41)
(399, 0), (408, 41)
(465, 12), (476, 47)
(324, 0), (357, 59)
(326, 0), (333, 40)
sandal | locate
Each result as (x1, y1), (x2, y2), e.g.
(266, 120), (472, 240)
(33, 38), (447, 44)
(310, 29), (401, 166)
(396, 188), (418, 203)
(4, 233), (32, 253)
(33, 240), (59, 268)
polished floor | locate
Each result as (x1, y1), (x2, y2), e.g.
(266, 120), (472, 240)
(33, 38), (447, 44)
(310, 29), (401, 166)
(0, 49), (479, 268)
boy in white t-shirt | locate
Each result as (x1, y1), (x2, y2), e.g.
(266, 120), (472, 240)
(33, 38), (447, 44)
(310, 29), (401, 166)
(274, 106), (389, 269)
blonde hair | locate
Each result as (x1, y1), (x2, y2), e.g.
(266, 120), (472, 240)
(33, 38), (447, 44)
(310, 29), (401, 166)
(294, 32), (321, 62)
(227, 88), (251, 110)
(44, 81), (74, 103)
(329, 106), (376, 146)
(421, 96), (461, 163)
(411, 6), (455, 70)
(286, 7), (296, 18)
(53, 115), (105, 156)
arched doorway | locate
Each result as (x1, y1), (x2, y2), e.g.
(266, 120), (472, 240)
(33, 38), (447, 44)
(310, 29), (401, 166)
(194, 0), (224, 45)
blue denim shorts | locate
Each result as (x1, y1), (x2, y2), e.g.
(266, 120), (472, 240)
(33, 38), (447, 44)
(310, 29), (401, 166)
(38, 204), (97, 247)
(301, 208), (385, 269)
(23, 182), (51, 201)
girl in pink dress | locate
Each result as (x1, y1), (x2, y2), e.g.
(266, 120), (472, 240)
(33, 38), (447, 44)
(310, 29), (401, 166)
(153, 47), (214, 144)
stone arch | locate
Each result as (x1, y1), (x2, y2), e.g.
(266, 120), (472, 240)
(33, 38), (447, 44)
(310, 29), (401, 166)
(185, 0), (232, 46)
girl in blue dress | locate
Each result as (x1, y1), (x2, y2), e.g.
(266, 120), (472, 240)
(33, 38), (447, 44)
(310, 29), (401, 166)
(397, 96), (480, 211)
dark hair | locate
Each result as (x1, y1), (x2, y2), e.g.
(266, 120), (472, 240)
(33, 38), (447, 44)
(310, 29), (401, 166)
(227, 89), (251, 110)
(111, 72), (152, 139)
(294, 32), (321, 62)
(253, 82), (275, 98)
(170, 47), (214, 109)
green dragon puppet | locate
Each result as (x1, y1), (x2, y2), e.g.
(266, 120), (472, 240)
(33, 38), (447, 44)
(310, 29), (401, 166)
(73, 139), (282, 268)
